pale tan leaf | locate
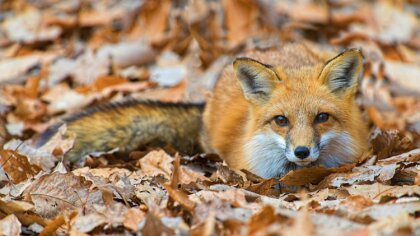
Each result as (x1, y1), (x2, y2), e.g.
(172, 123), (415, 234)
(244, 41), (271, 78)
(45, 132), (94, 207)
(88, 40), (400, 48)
(0, 214), (21, 236)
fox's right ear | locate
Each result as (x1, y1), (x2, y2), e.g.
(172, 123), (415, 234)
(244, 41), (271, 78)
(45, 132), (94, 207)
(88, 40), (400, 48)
(233, 57), (281, 103)
(319, 48), (363, 96)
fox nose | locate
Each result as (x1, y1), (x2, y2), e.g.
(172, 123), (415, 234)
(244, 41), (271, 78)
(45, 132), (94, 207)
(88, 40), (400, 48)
(294, 146), (310, 159)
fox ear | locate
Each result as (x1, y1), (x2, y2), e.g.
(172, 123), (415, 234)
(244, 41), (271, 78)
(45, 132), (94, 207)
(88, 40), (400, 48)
(319, 49), (363, 96)
(233, 57), (280, 102)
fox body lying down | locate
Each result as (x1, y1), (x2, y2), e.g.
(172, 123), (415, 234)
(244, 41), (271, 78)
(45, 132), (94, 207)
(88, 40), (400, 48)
(38, 44), (369, 178)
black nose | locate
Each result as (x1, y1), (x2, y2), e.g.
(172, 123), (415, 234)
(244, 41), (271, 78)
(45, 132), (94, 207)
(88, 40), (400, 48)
(294, 146), (310, 159)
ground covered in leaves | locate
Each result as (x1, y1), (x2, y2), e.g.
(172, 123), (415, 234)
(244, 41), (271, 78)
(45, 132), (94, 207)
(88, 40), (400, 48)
(0, 0), (419, 235)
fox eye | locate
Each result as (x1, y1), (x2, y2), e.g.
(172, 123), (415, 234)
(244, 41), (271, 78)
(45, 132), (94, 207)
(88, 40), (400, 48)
(273, 115), (289, 126)
(315, 113), (329, 124)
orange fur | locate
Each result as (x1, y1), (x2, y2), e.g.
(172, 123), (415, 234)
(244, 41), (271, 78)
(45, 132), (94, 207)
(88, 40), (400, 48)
(201, 44), (369, 177)
(39, 43), (369, 178)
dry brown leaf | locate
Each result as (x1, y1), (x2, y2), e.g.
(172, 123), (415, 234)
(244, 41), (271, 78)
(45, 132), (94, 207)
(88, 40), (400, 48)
(42, 83), (93, 114)
(91, 75), (128, 92)
(49, 43), (149, 86)
(134, 181), (166, 209)
(0, 149), (42, 183)
(13, 97), (47, 121)
(4, 139), (56, 170)
(170, 153), (181, 188)
(377, 148), (420, 165)
(284, 208), (315, 236)
(223, 0), (259, 46)
(0, 1), (418, 235)
(247, 205), (278, 235)
(141, 212), (174, 235)
(279, 2), (329, 24)
(164, 183), (196, 212)
(97, 41), (158, 68)
(246, 178), (276, 195)
(368, 214), (418, 236)
(280, 164), (355, 186)
(23, 172), (104, 218)
(39, 214), (65, 236)
(191, 187), (251, 211)
(370, 129), (415, 160)
(318, 164), (400, 188)
(179, 166), (210, 186)
(137, 150), (173, 179)
(191, 211), (216, 236)
(357, 201), (420, 222)
(123, 207), (146, 232)
(212, 164), (245, 186)
(2, 8), (62, 44)
(0, 199), (34, 214)
(135, 0), (171, 40)
(71, 202), (128, 233)
(385, 61), (420, 96)
(344, 183), (419, 201)
(0, 214), (21, 236)
(71, 212), (107, 233)
(350, 2), (418, 44)
(341, 195), (373, 211)
(150, 52), (186, 87)
(0, 54), (57, 84)
(131, 80), (186, 102)
(79, 8), (124, 27)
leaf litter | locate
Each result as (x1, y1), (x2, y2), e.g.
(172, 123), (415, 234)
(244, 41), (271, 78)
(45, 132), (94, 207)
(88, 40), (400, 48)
(0, 0), (419, 235)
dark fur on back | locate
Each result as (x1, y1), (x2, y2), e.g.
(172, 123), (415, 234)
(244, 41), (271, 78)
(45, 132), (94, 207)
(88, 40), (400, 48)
(63, 99), (205, 123)
(37, 99), (205, 162)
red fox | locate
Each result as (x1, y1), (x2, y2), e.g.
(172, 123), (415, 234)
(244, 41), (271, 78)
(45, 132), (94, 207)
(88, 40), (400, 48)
(38, 44), (369, 178)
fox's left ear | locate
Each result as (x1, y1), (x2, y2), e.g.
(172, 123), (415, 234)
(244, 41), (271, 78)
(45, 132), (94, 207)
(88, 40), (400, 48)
(233, 57), (281, 103)
(319, 48), (363, 96)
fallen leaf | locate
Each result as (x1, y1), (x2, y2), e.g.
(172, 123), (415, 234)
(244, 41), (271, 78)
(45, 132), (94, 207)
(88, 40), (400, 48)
(0, 149), (42, 183)
(0, 214), (21, 236)
(385, 60), (420, 95)
(97, 41), (158, 68)
(341, 195), (373, 211)
(0, 199), (34, 213)
(246, 178), (276, 195)
(140, 212), (174, 235)
(351, 2), (417, 44)
(3, 139), (56, 170)
(357, 201), (420, 221)
(71, 202), (128, 233)
(123, 207), (146, 231)
(284, 208), (315, 236)
(91, 75), (128, 92)
(247, 205), (279, 235)
(137, 150), (173, 179)
(23, 172), (104, 218)
(318, 164), (400, 188)
(377, 148), (420, 165)
(134, 0), (171, 40)
(212, 164), (245, 186)
(42, 83), (93, 114)
(370, 128), (415, 160)
(344, 183), (420, 203)
(2, 8), (61, 44)
(134, 181), (166, 209)
(150, 62), (186, 88)
(39, 214), (65, 236)
(280, 164), (355, 186)
(0, 54), (56, 84)
(164, 183), (196, 212)
(223, 0), (260, 46)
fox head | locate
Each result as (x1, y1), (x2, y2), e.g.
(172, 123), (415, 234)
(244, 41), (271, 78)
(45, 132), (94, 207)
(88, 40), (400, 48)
(233, 49), (368, 178)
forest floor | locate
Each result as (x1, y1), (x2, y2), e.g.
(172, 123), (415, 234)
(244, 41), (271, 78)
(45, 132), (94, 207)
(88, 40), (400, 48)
(0, 0), (419, 235)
